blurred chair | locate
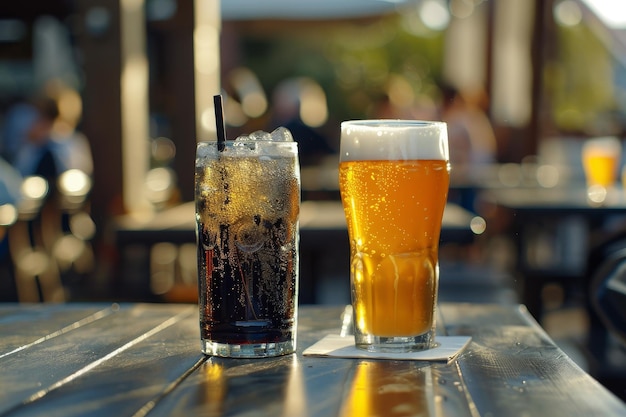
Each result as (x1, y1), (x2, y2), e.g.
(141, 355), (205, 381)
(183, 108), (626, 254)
(589, 242), (626, 348)
(591, 248), (626, 346)
(8, 170), (95, 302)
(8, 175), (65, 302)
(0, 204), (19, 301)
(585, 231), (626, 400)
(52, 169), (96, 287)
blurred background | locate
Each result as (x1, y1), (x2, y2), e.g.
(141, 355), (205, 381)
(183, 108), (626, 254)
(1, 0), (626, 400)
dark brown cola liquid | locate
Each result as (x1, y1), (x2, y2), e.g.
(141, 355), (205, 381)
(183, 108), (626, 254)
(197, 218), (297, 344)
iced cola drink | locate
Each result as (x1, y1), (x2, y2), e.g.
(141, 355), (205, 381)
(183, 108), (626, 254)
(195, 128), (300, 358)
(339, 120), (449, 352)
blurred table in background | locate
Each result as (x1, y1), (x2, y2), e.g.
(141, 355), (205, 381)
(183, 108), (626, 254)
(113, 201), (478, 247)
(480, 185), (626, 402)
(111, 201), (483, 304)
(481, 186), (626, 320)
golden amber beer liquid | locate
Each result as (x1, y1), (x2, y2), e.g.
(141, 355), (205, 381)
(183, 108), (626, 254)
(339, 159), (450, 337)
(582, 137), (621, 187)
(582, 152), (619, 187)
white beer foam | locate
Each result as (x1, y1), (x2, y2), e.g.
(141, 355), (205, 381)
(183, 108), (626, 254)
(340, 120), (449, 162)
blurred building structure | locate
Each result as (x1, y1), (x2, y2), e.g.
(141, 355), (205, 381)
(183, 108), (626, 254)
(1, 0), (625, 218)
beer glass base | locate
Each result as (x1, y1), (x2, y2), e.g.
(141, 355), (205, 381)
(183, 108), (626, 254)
(201, 339), (295, 358)
(355, 333), (436, 353)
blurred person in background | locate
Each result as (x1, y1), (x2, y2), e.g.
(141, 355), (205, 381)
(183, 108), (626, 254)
(439, 83), (497, 212)
(0, 98), (39, 165)
(45, 80), (93, 177)
(13, 96), (61, 181)
(4, 81), (94, 302)
(439, 83), (497, 173)
(270, 78), (335, 167)
(13, 81), (92, 182)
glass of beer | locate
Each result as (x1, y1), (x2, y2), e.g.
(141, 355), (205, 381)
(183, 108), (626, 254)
(339, 120), (450, 352)
(195, 128), (300, 358)
(582, 136), (621, 188)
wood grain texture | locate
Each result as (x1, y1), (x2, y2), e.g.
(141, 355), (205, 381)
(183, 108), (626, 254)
(0, 303), (624, 416)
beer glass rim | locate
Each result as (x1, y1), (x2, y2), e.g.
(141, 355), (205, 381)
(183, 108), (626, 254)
(341, 119), (446, 129)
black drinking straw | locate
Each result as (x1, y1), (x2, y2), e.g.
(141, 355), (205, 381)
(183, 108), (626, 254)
(214, 94), (226, 152)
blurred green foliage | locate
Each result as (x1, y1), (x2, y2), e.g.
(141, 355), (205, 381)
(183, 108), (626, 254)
(238, 14), (444, 123)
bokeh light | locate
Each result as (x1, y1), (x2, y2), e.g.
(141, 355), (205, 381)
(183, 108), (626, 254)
(554, 0), (582, 27)
(419, 0), (450, 31)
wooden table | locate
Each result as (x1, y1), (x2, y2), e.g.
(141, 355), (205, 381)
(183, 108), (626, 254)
(2, 303), (624, 416)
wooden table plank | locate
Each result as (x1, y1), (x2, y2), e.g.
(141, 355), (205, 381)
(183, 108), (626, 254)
(0, 304), (197, 416)
(442, 304), (626, 417)
(148, 306), (353, 417)
(0, 304), (112, 357)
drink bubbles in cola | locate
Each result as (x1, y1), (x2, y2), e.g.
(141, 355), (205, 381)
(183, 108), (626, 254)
(195, 127), (300, 358)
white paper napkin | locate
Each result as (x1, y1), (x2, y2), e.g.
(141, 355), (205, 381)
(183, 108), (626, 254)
(303, 334), (471, 362)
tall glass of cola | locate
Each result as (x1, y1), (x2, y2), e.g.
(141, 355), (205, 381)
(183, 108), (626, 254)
(195, 129), (300, 358)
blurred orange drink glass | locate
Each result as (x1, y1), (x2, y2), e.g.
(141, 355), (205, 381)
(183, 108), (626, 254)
(582, 137), (621, 188)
